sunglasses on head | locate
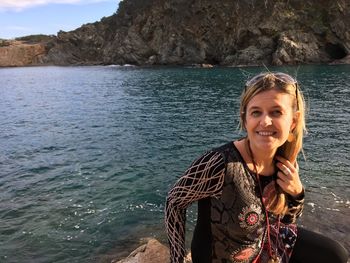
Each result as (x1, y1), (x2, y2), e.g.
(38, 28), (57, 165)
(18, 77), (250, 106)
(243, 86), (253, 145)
(245, 72), (300, 110)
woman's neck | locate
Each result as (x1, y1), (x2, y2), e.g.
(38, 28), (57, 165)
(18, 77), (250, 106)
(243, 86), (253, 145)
(251, 158), (275, 176)
(247, 139), (276, 175)
(234, 138), (276, 176)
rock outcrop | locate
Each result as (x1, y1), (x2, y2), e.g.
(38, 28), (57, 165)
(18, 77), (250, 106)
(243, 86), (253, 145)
(0, 40), (47, 67)
(113, 238), (192, 263)
(112, 238), (170, 263)
(1, 0), (349, 67)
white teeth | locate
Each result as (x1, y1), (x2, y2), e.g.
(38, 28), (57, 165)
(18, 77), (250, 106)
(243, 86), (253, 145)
(258, 131), (274, 136)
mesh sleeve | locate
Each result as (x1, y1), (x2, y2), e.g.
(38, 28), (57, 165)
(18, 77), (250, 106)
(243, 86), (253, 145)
(164, 150), (225, 263)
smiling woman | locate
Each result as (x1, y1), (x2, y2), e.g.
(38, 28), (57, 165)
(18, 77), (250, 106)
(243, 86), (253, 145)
(165, 72), (348, 263)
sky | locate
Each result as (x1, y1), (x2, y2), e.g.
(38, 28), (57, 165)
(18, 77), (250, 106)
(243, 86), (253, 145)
(0, 0), (122, 39)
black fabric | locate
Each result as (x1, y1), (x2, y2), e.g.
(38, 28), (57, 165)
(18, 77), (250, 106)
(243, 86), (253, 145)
(191, 197), (212, 263)
(290, 227), (349, 263)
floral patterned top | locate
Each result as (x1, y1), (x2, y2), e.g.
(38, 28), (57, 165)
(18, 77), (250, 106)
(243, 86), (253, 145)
(165, 141), (304, 263)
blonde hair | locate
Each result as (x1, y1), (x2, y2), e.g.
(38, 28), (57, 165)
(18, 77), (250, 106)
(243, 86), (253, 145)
(240, 72), (306, 215)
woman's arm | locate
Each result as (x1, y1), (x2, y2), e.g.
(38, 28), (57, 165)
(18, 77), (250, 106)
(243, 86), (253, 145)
(165, 151), (225, 263)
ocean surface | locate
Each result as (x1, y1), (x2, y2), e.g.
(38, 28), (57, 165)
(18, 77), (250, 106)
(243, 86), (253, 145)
(0, 65), (349, 262)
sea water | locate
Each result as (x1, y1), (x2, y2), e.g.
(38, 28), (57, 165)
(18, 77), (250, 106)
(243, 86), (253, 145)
(0, 65), (349, 262)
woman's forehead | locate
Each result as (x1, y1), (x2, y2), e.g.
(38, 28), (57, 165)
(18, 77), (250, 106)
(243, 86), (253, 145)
(247, 90), (294, 108)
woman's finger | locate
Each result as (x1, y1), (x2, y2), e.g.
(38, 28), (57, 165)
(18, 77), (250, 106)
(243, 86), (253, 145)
(275, 155), (294, 167)
(276, 162), (294, 178)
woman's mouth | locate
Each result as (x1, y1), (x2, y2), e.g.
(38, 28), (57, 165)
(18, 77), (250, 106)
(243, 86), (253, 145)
(257, 131), (276, 136)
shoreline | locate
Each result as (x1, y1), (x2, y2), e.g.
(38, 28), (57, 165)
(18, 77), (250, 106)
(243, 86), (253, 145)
(1, 60), (350, 70)
(1, 37), (350, 69)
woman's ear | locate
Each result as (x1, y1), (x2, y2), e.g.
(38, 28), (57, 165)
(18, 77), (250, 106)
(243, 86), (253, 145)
(290, 111), (301, 131)
(240, 111), (246, 130)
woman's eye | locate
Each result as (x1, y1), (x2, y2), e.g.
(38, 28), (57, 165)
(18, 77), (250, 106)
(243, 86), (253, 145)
(251, 111), (261, 117)
(271, 110), (282, 117)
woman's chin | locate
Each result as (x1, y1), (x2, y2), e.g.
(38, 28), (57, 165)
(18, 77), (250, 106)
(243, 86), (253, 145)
(252, 136), (281, 151)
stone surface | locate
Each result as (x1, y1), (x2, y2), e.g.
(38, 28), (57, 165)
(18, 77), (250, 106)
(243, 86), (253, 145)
(0, 40), (47, 67)
(113, 238), (170, 263)
(112, 238), (193, 263)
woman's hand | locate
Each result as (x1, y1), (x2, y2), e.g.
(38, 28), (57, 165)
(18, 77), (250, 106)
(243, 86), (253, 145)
(275, 156), (303, 198)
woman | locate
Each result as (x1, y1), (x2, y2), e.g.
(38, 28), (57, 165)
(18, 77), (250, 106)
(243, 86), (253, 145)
(165, 72), (348, 263)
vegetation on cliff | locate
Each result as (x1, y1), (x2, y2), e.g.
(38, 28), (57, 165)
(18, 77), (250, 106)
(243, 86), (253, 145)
(15, 34), (56, 44)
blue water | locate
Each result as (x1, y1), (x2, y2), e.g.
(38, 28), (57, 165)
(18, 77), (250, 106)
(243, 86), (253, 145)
(0, 65), (349, 262)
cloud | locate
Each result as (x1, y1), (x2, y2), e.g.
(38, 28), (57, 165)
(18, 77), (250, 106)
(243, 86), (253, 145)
(0, 0), (112, 12)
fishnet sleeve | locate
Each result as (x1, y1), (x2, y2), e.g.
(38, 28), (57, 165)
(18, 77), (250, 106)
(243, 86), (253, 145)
(165, 151), (225, 263)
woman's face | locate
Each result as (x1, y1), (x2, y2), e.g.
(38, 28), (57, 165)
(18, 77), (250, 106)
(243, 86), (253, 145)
(244, 89), (298, 153)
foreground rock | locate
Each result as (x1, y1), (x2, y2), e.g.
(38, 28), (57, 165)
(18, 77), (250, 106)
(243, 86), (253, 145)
(113, 238), (192, 263)
(113, 238), (170, 263)
(1, 0), (349, 67)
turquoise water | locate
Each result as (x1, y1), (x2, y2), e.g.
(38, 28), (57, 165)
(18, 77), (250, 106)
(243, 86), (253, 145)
(0, 65), (349, 262)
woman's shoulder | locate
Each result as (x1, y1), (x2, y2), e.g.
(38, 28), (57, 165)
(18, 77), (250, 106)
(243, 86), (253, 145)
(211, 141), (234, 153)
(211, 140), (243, 163)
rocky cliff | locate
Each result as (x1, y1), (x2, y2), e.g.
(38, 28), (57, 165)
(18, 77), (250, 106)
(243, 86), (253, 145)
(0, 40), (48, 67)
(1, 0), (350, 67)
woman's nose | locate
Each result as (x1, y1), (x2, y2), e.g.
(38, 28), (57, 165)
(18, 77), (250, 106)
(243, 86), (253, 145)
(260, 114), (272, 127)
